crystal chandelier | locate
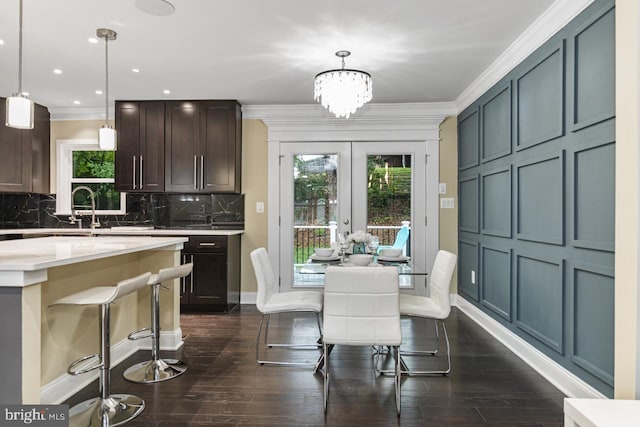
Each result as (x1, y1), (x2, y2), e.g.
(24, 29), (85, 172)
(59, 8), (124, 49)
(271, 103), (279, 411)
(314, 51), (372, 119)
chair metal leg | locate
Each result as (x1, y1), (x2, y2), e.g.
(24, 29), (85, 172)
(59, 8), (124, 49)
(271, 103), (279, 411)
(395, 345), (401, 416)
(124, 283), (187, 383)
(402, 319), (451, 376)
(256, 312), (321, 366)
(71, 303), (145, 426)
(323, 342), (329, 412)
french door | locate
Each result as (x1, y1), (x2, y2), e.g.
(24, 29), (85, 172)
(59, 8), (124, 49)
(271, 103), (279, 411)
(279, 141), (431, 295)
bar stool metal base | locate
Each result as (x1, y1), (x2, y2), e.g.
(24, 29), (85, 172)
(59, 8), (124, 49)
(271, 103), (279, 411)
(70, 394), (145, 426)
(123, 358), (187, 383)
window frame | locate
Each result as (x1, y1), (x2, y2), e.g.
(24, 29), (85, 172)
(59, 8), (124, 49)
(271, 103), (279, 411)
(55, 139), (126, 215)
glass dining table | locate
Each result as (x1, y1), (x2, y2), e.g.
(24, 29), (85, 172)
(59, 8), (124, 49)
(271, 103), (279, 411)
(295, 257), (429, 289)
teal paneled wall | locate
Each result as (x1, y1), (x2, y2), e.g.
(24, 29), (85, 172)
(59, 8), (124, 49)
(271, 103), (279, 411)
(458, 0), (615, 397)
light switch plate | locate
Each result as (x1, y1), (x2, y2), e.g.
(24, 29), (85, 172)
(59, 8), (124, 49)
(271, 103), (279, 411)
(256, 202), (264, 213)
(440, 197), (455, 209)
(438, 183), (447, 194)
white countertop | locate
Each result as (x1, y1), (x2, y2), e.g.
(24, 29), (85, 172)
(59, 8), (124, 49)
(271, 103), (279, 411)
(0, 236), (187, 283)
(0, 228), (244, 236)
(564, 398), (640, 427)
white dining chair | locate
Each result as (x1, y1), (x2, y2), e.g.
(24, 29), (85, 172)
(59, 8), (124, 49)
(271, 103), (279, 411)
(399, 250), (457, 375)
(322, 266), (402, 415)
(250, 247), (323, 365)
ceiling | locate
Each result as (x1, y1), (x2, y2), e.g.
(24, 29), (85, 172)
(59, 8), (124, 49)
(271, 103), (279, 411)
(0, 0), (557, 115)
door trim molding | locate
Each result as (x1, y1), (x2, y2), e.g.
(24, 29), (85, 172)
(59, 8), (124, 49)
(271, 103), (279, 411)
(249, 104), (447, 288)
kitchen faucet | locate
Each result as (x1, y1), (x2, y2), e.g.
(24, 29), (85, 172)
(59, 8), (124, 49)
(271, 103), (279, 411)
(69, 186), (100, 229)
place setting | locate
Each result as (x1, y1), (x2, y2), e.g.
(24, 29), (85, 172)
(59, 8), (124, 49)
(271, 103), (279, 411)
(376, 248), (410, 264)
(309, 247), (341, 263)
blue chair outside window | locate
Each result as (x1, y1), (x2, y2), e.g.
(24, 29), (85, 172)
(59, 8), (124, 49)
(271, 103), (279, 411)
(378, 224), (410, 255)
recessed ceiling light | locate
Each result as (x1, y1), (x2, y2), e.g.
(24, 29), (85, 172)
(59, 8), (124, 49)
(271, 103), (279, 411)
(0, 40), (5, 46)
(163, 89), (171, 94)
(136, 0), (175, 16)
(88, 37), (98, 44)
(95, 90), (103, 95)
(132, 68), (140, 73)
(73, 100), (81, 105)
(53, 68), (62, 74)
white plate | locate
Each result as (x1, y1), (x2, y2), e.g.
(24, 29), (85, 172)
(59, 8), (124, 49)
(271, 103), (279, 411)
(377, 255), (410, 263)
(310, 254), (340, 262)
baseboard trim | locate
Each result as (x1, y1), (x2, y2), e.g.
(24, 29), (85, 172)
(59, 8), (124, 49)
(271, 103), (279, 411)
(241, 291), (257, 304)
(453, 295), (607, 399)
(40, 328), (184, 404)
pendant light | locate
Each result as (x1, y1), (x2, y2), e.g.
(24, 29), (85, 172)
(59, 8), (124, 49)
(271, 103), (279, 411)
(6, 0), (34, 129)
(314, 50), (372, 119)
(97, 28), (117, 150)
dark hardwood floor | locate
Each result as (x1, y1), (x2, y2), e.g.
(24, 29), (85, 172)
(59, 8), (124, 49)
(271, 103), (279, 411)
(64, 306), (566, 426)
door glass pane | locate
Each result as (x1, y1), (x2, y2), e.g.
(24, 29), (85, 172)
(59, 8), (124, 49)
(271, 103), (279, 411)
(293, 154), (338, 286)
(367, 154), (412, 257)
(293, 154), (338, 261)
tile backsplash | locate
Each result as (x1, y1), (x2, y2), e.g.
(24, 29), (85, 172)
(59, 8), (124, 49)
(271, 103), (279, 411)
(0, 192), (244, 230)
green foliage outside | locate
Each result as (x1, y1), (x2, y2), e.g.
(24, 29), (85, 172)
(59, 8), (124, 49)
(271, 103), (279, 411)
(72, 151), (120, 211)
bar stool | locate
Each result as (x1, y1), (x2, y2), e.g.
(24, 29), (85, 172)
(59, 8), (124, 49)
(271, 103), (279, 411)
(124, 263), (193, 383)
(50, 271), (151, 427)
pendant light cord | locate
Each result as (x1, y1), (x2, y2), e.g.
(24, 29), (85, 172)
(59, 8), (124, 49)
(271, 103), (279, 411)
(104, 35), (109, 123)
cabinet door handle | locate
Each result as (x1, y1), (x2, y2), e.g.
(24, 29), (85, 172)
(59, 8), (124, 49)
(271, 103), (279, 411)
(132, 156), (137, 190)
(139, 156), (144, 189)
(193, 155), (198, 190)
(198, 242), (217, 247)
(200, 155), (204, 190)
(190, 255), (195, 293)
(180, 254), (186, 293)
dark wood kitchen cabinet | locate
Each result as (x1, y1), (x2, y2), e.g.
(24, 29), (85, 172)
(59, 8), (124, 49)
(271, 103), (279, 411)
(0, 99), (50, 193)
(115, 101), (165, 192)
(180, 235), (240, 312)
(165, 100), (241, 193)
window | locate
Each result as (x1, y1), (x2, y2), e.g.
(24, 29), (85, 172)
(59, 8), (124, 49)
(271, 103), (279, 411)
(56, 139), (125, 215)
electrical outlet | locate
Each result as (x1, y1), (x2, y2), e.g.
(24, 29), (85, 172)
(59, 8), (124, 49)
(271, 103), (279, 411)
(471, 270), (476, 284)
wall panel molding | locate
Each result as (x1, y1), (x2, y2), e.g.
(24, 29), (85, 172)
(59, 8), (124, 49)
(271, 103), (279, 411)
(459, 108), (480, 170)
(481, 83), (512, 163)
(516, 151), (565, 245)
(481, 245), (512, 320)
(570, 261), (614, 386)
(458, 239), (479, 301)
(571, 4), (615, 132)
(481, 166), (512, 238)
(515, 41), (566, 151)
(459, 174), (480, 233)
(515, 252), (565, 354)
(572, 141), (615, 251)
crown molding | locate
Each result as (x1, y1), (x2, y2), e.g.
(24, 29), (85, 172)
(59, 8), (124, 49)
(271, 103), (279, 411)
(243, 102), (456, 122)
(243, 102), (455, 142)
(454, 0), (594, 113)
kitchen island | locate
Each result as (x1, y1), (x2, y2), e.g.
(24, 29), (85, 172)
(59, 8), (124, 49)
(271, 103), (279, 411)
(0, 236), (188, 404)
